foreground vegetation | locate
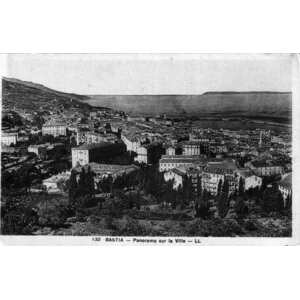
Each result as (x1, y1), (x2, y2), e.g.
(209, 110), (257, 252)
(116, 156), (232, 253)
(1, 165), (292, 237)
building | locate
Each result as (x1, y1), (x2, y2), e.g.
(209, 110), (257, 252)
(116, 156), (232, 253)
(236, 168), (262, 191)
(71, 142), (126, 168)
(245, 160), (283, 176)
(259, 130), (271, 147)
(209, 142), (228, 155)
(74, 162), (140, 184)
(189, 133), (209, 143)
(166, 146), (176, 156)
(43, 171), (71, 193)
(121, 134), (141, 153)
(201, 160), (239, 196)
(28, 144), (47, 158)
(182, 141), (201, 156)
(42, 123), (67, 137)
(278, 173), (292, 205)
(163, 168), (186, 190)
(134, 145), (148, 164)
(86, 132), (109, 144)
(1, 132), (18, 146)
(159, 155), (206, 172)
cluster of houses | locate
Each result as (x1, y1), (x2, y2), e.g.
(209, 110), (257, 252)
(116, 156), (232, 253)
(162, 158), (263, 196)
(2, 106), (292, 208)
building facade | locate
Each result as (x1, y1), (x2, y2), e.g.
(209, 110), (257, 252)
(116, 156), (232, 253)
(71, 142), (126, 168)
(182, 142), (201, 156)
(159, 155), (205, 172)
(245, 161), (283, 176)
(278, 173), (292, 206)
(28, 144), (47, 158)
(1, 132), (18, 146)
(42, 124), (67, 137)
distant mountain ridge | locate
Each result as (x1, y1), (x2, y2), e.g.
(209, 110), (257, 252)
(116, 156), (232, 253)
(1, 77), (292, 119)
(84, 92), (292, 117)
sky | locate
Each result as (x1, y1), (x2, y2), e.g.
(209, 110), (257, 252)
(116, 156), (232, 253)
(4, 54), (293, 95)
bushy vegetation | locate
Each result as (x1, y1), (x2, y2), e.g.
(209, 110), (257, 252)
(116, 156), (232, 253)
(1, 160), (292, 237)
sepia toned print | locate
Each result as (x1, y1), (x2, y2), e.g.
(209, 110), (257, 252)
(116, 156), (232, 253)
(0, 54), (295, 241)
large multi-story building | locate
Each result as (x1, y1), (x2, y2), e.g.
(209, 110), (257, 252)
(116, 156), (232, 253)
(121, 134), (141, 153)
(245, 160), (283, 176)
(1, 132), (18, 146)
(166, 146), (176, 156)
(42, 123), (67, 137)
(236, 169), (262, 191)
(159, 155), (206, 172)
(182, 141), (201, 156)
(73, 162), (140, 184)
(134, 145), (148, 164)
(71, 142), (126, 168)
(209, 142), (228, 155)
(163, 168), (187, 190)
(201, 160), (239, 196)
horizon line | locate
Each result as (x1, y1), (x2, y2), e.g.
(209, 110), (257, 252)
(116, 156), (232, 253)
(2, 76), (292, 96)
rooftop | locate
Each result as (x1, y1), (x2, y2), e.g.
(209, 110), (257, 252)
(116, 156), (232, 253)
(74, 162), (139, 176)
(2, 131), (18, 136)
(72, 142), (114, 151)
(236, 168), (256, 178)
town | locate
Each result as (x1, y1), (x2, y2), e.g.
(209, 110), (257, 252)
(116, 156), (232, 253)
(1, 79), (292, 237)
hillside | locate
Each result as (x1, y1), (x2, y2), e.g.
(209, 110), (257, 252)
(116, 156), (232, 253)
(84, 92), (292, 119)
(2, 77), (92, 112)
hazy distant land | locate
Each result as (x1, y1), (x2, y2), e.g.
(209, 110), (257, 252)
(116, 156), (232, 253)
(2, 77), (292, 123)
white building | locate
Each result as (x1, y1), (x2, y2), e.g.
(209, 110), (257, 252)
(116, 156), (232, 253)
(164, 168), (186, 190)
(201, 160), (239, 196)
(159, 155), (204, 172)
(278, 173), (292, 205)
(42, 124), (67, 137)
(236, 169), (262, 191)
(245, 160), (283, 176)
(121, 134), (140, 153)
(72, 147), (90, 167)
(182, 142), (201, 156)
(43, 171), (71, 193)
(166, 146), (176, 156)
(201, 172), (224, 196)
(1, 132), (18, 146)
(134, 146), (148, 164)
(28, 144), (47, 158)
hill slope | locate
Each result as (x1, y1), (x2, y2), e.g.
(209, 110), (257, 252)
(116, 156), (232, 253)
(2, 77), (92, 112)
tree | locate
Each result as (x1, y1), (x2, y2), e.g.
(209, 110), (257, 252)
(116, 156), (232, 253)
(285, 193), (292, 210)
(261, 184), (285, 213)
(217, 179), (223, 196)
(261, 176), (268, 191)
(78, 168), (87, 196)
(99, 175), (113, 193)
(238, 177), (245, 196)
(195, 176), (209, 218)
(196, 175), (202, 199)
(235, 196), (248, 219)
(68, 170), (78, 203)
(217, 179), (230, 218)
(86, 166), (95, 198)
(182, 175), (194, 207)
(18, 165), (41, 195)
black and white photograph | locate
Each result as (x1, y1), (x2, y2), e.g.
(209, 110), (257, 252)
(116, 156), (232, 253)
(0, 53), (297, 244)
